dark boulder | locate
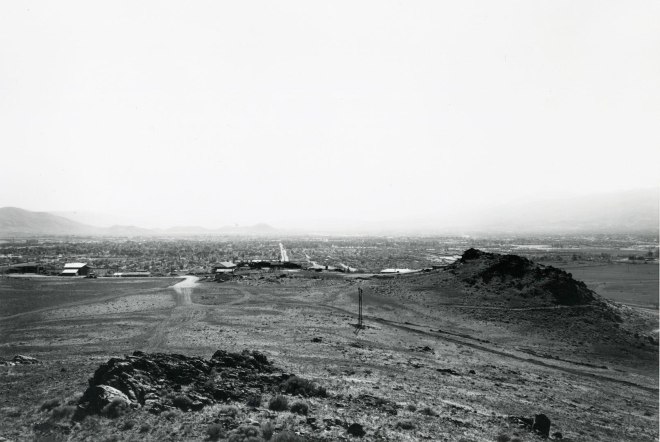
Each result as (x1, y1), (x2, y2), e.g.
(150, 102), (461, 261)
(347, 423), (366, 437)
(533, 413), (551, 438)
(508, 414), (552, 438)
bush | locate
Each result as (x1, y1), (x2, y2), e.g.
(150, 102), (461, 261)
(406, 404), (417, 412)
(261, 422), (274, 440)
(228, 425), (262, 442)
(246, 394), (262, 407)
(272, 431), (305, 442)
(139, 422), (151, 433)
(268, 395), (288, 412)
(396, 420), (415, 430)
(281, 376), (326, 397)
(101, 398), (128, 419)
(290, 401), (308, 415)
(172, 395), (194, 411)
(120, 420), (136, 431)
(162, 410), (179, 420)
(219, 405), (240, 418)
(207, 423), (225, 441)
(51, 405), (76, 421)
(496, 435), (511, 442)
(40, 399), (61, 412)
(419, 406), (437, 416)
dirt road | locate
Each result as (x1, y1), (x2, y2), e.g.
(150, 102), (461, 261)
(145, 276), (204, 351)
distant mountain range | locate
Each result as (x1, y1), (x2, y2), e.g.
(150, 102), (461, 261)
(0, 187), (657, 237)
(0, 207), (277, 238)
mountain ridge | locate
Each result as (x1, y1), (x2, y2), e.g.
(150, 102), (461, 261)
(0, 207), (278, 237)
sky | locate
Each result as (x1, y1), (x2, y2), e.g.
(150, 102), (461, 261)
(1, 1), (658, 229)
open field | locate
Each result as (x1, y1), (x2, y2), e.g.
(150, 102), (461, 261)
(0, 277), (181, 318)
(0, 257), (658, 441)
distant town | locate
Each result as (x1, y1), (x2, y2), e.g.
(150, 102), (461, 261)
(1, 234), (657, 279)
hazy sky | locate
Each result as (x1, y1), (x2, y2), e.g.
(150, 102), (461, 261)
(1, 1), (658, 228)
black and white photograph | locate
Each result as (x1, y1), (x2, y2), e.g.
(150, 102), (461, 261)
(0, 1), (658, 441)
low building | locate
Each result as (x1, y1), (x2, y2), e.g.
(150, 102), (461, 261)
(4, 262), (43, 274)
(212, 262), (237, 273)
(61, 263), (91, 276)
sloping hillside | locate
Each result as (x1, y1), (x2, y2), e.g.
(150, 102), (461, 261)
(0, 207), (97, 236)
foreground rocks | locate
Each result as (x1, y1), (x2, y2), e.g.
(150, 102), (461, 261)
(75, 350), (326, 419)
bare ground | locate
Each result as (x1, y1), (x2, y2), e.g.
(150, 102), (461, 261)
(0, 270), (657, 441)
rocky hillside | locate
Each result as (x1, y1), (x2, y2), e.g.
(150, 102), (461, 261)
(446, 248), (599, 307)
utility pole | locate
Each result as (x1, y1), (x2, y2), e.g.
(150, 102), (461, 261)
(355, 287), (364, 334)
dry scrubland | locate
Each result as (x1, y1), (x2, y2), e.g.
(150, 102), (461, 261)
(0, 251), (658, 442)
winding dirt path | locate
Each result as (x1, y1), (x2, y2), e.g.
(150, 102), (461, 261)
(145, 276), (206, 351)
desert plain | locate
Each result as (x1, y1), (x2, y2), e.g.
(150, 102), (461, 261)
(0, 250), (658, 442)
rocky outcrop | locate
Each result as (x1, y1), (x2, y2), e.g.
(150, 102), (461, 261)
(452, 248), (597, 306)
(76, 350), (324, 418)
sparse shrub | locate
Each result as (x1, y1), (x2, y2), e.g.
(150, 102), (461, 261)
(40, 399), (61, 412)
(206, 423), (225, 441)
(268, 395), (288, 412)
(3, 407), (20, 418)
(395, 420), (415, 430)
(101, 398), (129, 419)
(419, 406), (437, 416)
(495, 434), (511, 442)
(246, 394), (262, 407)
(51, 405), (76, 421)
(271, 431), (305, 442)
(172, 394), (194, 411)
(219, 405), (240, 417)
(162, 410), (179, 420)
(120, 420), (136, 431)
(406, 404), (417, 412)
(290, 401), (308, 415)
(282, 376), (326, 397)
(228, 425), (262, 442)
(181, 423), (193, 436)
(261, 422), (275, 440)
(139, 422), (151, 433)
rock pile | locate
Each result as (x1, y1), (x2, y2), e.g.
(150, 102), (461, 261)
(75, 350), (325, 419)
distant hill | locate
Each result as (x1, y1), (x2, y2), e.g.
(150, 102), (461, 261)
(0, 207), (98, 237)
(0, 207), (278, 237)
